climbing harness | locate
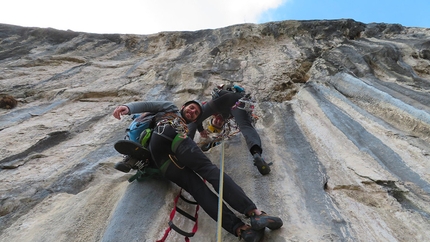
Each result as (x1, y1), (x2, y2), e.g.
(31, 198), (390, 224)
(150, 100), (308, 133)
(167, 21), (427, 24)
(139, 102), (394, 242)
(157, 188), (201, 242)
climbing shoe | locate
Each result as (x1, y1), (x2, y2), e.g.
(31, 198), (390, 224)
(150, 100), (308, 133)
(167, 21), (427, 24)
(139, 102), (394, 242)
(249, 211), (283, 230)
(239, 226), (264, 242)
(253, 153), (271, 175)
(114, 156), (137, 173)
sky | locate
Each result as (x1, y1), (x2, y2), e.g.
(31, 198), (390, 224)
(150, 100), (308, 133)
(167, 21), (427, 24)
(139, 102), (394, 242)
(1, 0), (429, 35)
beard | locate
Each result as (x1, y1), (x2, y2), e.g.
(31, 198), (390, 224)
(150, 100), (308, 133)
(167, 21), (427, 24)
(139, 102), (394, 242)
(181, 110), (194, 123)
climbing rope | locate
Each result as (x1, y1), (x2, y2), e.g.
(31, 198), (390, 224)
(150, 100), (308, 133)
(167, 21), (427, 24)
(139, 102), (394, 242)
(216, 133), (226, 241)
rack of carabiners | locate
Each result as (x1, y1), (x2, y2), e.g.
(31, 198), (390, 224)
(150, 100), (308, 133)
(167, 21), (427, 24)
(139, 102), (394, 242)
(233, 94), (259, 124)
(156, 113), (190, 137)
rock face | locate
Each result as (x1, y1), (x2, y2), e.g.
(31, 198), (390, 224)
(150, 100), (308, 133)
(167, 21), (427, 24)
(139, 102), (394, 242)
(1, 19), (429, 241)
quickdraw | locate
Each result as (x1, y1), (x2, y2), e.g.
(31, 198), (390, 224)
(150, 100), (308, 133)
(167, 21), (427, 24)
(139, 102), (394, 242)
(133, 158), (150, 171)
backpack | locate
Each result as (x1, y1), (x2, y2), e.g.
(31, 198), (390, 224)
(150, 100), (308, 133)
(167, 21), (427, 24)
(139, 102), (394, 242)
(125, 112), (174, 183)
(122, 113), (155, 181)
(126, 112), (156, 146)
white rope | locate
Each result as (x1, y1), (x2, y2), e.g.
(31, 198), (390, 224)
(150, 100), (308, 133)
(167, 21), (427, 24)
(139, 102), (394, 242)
(216, 134), (226, 241)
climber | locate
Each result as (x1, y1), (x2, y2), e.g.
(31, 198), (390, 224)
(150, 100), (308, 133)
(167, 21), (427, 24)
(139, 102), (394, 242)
(207, 114), (226, 134)
(189, 84), (271, 175)
(196, 114), (231, 151)
(112, 100), (283, 241)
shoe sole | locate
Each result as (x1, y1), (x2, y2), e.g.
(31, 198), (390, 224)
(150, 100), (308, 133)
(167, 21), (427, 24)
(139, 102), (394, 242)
(251, 216), (283, 230)
(114, 140), (150, 160)
(240, 228), (264, 242)
(254, 157), (271, 175)
(114, 163), (131, 173)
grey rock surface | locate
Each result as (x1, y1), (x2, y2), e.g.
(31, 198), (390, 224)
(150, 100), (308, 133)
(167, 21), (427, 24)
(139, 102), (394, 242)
(0, 19), (429, 241)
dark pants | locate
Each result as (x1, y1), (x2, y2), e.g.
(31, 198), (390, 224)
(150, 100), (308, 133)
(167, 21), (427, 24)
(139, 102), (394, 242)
(149, 124), (257, 236)
(230, 107), (262, 154)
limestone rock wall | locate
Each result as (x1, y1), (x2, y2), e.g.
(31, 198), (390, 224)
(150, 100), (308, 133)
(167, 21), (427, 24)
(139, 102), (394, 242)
(0, 19), (429, 241)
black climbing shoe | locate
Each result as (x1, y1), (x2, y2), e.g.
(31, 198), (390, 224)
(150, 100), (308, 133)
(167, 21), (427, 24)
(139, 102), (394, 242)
(114, 156), (137, 173)
(114, 162), (131, 173)
(253, 153), (271, 175)
(249, 211), (283, 230)
(239, 227), (264, 242)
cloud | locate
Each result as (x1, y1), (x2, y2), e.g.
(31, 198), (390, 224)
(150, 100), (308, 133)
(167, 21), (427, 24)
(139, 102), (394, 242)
(1, 0), (287, 35)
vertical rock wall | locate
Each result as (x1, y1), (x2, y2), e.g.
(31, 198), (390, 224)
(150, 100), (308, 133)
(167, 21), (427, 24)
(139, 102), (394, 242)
(0, 19), (429, 241)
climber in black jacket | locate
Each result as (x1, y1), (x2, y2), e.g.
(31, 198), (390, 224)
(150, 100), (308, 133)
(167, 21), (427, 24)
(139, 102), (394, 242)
(189, 84), (271, 175)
